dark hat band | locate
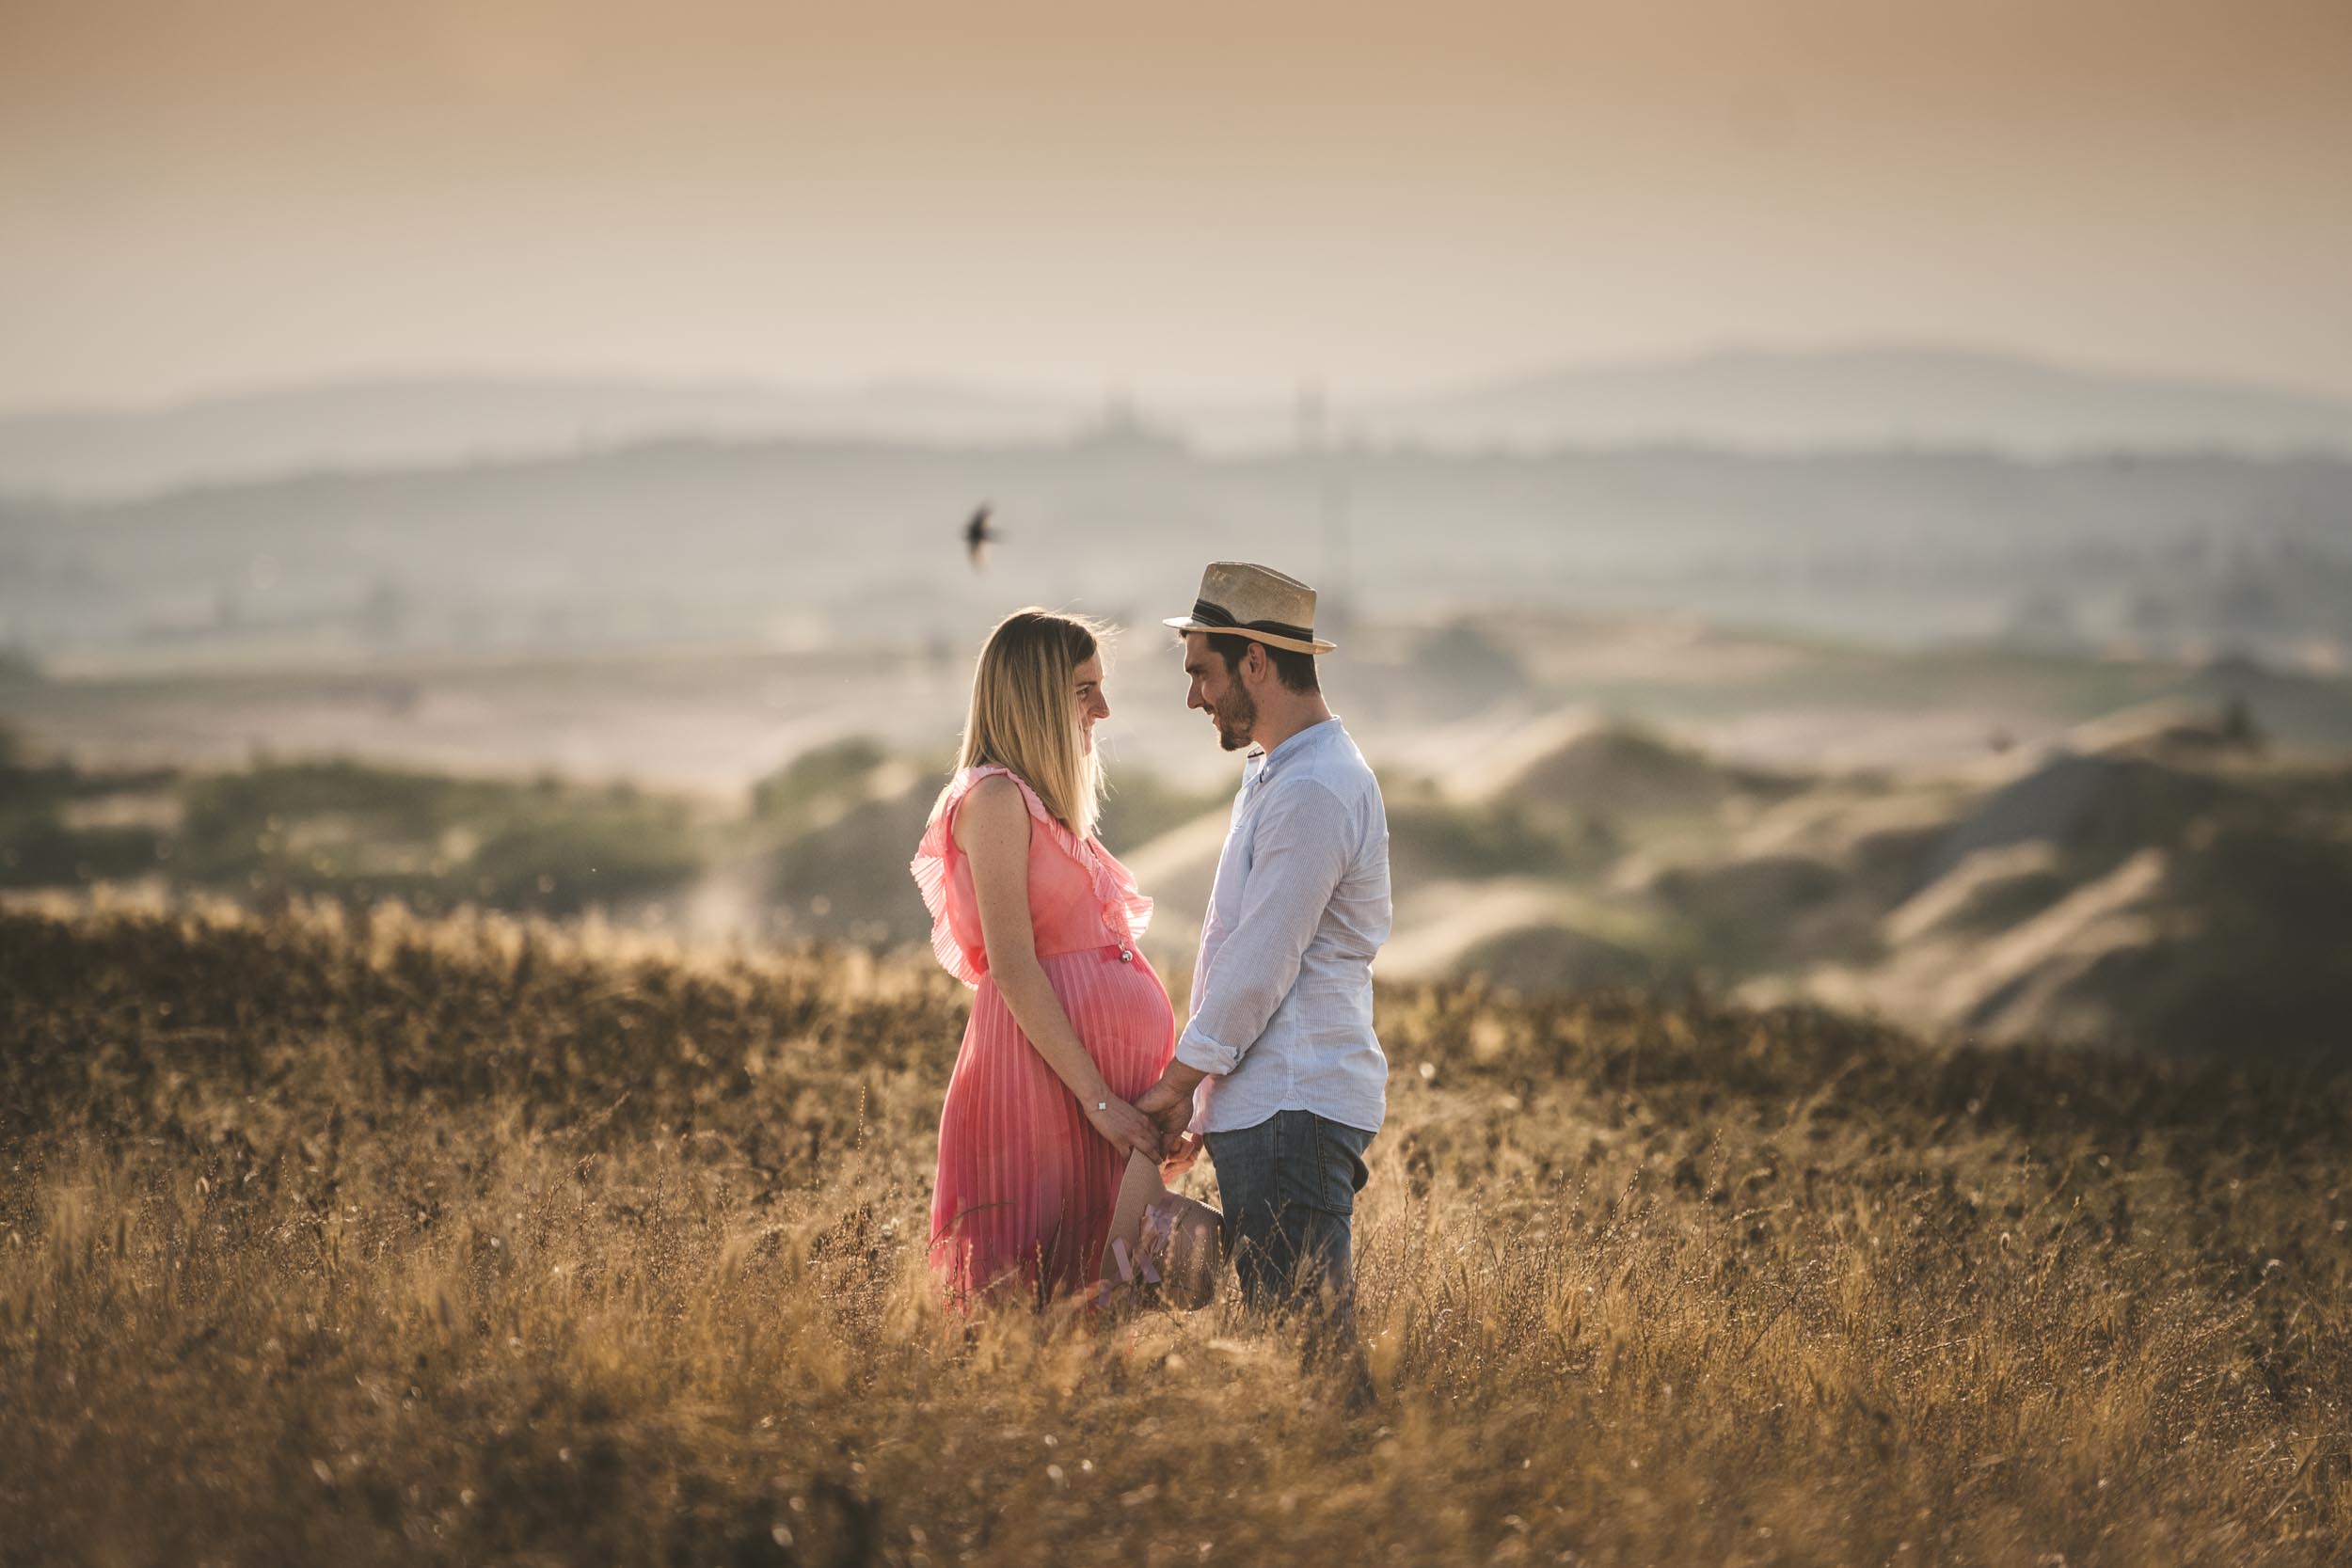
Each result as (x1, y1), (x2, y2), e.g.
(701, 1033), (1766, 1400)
(1190, 598), (1315, 643)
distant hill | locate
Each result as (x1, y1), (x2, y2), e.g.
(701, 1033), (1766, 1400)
(1347, 704), (2352, 1055)
(7, 430), (2350, 667)
(8, 346), (2352, 500)
(0, 376), (1096, 501)
(11, 683), (2352, 1055)
(1353, 346), (2352, 458)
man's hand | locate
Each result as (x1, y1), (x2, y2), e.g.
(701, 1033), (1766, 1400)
(1136, 1057), (1208, 1142)
(1134, 1077), (1193, 1141)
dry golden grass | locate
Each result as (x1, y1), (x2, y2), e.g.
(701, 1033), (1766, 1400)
(3, 897), (2347, 1566)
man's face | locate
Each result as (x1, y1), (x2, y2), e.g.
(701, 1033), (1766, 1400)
(1182, 631), (1258, 752)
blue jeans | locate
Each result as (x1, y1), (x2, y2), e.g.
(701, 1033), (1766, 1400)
(1206, 1109), (1375, 1329)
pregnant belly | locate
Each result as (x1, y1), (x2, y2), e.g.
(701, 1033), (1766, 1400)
(1037, 945), (1177, 1092)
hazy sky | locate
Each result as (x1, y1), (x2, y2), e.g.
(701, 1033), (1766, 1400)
(3, 0), (2348, 412)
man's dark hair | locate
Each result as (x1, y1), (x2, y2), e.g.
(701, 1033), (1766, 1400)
(1204, 631), (1320, 694)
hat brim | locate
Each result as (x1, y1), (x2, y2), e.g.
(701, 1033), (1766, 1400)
(1162, 615), (1335, 655)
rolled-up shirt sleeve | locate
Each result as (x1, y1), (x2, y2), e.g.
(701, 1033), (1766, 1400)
(1174, 777), (1351, 1076)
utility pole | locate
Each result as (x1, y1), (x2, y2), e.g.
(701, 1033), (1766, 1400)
(1299, 381), (1352, 638)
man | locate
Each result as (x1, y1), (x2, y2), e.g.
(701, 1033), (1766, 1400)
(1135, 561), (1392, 1346)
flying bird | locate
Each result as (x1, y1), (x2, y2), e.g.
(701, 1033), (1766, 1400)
(963, 505), (1002, 570)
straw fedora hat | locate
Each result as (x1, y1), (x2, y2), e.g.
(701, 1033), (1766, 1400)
(1099, 1148), (1224, 1311)
(1163, 561), (1337, 656)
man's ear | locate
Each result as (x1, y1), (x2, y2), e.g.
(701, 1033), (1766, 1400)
(1244, 641), (1267, 686)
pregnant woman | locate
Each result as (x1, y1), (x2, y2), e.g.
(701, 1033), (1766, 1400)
(911, 609), (1175, 1308)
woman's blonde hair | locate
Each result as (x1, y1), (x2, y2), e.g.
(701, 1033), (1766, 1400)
(942, 608), (1108, 840)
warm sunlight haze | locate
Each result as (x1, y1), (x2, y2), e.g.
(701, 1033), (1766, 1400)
(4, 4), (2348, 1564)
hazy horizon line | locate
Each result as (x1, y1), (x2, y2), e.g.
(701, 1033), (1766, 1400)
(9, 334), (2351, 424)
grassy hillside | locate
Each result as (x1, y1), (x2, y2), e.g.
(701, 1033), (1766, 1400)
(1414, 710), (2352, 1056)
(0, 727), (1221, 952)
(0, 739), (707, 917)
(12, 701), (2352, 1057)
(2, 900), (2345, 1564)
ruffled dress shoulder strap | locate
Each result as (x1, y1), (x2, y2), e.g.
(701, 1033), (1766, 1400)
(908, 765), (1152, 986)
(908, 766), (1009, 986)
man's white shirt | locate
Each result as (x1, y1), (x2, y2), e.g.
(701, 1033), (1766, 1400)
(1177, 716), (1392, 1135)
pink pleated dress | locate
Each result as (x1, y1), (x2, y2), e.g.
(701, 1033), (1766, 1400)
(911, 766), (1177, 1308)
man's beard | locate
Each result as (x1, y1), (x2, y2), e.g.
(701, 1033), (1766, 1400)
(1213, 684), (1258, 752)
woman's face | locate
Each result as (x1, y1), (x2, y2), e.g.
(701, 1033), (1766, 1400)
(1073, 654), (1110, 754)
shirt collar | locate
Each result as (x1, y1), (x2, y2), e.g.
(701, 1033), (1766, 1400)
(1245, 716), (1339, 787)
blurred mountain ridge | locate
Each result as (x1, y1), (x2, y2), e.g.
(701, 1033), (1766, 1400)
(8, 344), (2352, 501)
(8, 429), (2348, 670)
(1363, 344), (2352, 458)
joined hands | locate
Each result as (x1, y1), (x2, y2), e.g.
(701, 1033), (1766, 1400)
(1087, 1066), (1208, 1170)
(1084, 1093), (1166, 1162)
(1134, 1077), (1200, 1176)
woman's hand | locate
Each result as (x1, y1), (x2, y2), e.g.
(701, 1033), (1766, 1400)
(1084, 1092), (1164, 1160)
